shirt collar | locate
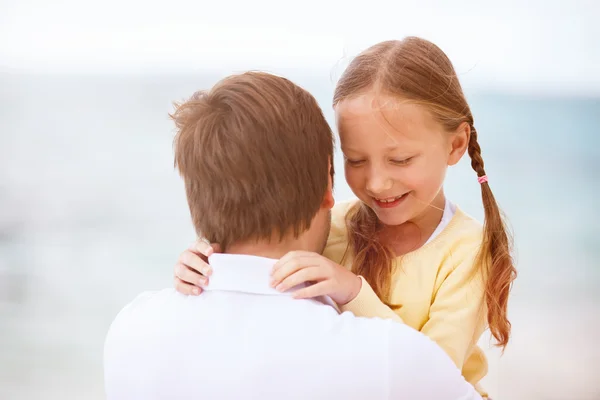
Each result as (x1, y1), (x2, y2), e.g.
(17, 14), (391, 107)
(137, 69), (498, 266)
(205, 253), (338, 309)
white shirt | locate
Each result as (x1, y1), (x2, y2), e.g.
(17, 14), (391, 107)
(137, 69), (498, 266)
(425, 199), (457, 245)
(104, 253), (481, 400)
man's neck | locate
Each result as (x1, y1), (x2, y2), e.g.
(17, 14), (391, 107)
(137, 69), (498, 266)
(226, 237), (311, 260)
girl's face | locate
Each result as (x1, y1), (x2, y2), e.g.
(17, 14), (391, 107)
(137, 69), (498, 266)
(335, 93), (467, 227)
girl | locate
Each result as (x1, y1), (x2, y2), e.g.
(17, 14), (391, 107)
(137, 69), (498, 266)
(173, 36), (516, 398)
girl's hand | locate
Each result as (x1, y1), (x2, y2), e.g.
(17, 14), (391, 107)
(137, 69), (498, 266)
(173, 240), (221, 295)
(270, 251), (362, 305)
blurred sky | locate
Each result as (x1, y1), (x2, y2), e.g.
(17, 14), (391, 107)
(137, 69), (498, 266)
(1, 0), (599, 95)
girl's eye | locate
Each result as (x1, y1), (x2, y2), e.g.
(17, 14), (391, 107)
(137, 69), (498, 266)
(390, 157), (412, 166)
(345, 159), (365, 167)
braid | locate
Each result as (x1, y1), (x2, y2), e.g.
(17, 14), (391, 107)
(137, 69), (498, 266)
(468, 125), (486, 177)
(468, 124), (517, 349)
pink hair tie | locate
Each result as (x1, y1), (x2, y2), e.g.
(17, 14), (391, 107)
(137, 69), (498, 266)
(477, 175), (488, 184)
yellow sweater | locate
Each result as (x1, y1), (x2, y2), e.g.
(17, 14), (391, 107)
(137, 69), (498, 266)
(322, 200), (489, 397)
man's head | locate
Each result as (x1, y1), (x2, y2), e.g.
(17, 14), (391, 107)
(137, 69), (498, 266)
(171, 72), (335, 254)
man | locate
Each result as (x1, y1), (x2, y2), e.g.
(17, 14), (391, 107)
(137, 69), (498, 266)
(103, 72), (481, 400)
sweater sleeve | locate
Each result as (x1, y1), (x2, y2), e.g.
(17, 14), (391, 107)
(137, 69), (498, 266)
(420, 246), (487, 370)
(339, 276), (404, 323)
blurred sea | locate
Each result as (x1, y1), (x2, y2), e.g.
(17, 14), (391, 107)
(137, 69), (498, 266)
(0, 72), (599, 399)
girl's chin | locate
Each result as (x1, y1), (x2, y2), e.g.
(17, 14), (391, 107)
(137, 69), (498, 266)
(370, 208), (411, 227)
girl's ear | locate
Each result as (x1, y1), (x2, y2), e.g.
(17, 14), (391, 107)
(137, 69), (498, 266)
(448, 122), (470, 166)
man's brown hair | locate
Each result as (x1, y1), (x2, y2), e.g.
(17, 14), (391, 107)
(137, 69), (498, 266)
(171, 72), (334, 250)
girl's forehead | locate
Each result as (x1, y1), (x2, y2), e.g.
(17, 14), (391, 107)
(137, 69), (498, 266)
(335, 92), (399, 117)
(336, 93), (441, 144)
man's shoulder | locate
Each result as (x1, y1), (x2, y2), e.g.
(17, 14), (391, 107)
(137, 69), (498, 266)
(105, 289), (182, 340)
(335, 311), (424, 341)
(336, 314), (480, 399)
(103, 287), (431, 350)
(113, 288), (180, 317)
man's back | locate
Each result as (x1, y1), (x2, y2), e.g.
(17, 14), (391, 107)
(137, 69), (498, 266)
(104, 255), (480, 400)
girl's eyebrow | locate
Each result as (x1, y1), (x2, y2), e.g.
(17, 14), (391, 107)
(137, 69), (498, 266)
(340, 146), (359, 153)
(342, 144), (401, 153)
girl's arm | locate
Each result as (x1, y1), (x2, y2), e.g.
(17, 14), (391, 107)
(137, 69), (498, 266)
(338, 277), (405, 323)
(420, 249), (487, 369)
(340, 243), (487, 370)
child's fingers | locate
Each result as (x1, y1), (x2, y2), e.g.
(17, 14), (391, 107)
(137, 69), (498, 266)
(270, 259), (308, 287)
(273, 251), (318, 271)
(179, 250), (212, 276)
(271, 254), (324, 287)
(175, 263), (209, 287)
(274, 267), (322, 293)
(292, 281), (329, 299)
(174, 277), (203, 296)
(189, 240), (222, 257)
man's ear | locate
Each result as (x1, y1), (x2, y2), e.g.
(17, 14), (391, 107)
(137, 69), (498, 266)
(322, 158), (335, 209)
(448, 122), (470, 166)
